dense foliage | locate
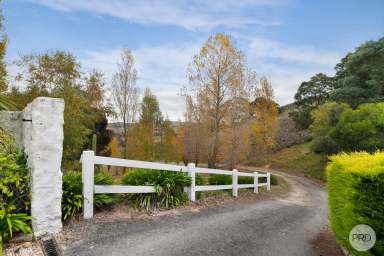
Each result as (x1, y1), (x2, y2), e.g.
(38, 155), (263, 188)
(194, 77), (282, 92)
(332, 103), (384, 152)
(184, 33), (278, 168)
(327, 152), (384, 255)
(311, 102), (384, 154)
(291, 37), (384, 129)
(310, 102), (351, 154)
(0, 129), (31, 242)
(127, 89), (181, 163)
(331, 37), (384, 107)
(8, 52), (111, 169)
(289, 73), (334, 129)
(208, 174), (232, 185)
(61, 171), (82, 221)
(62, 170), (114, 220)
(238, 175), (278, 186)
(122, 169), (191, 210)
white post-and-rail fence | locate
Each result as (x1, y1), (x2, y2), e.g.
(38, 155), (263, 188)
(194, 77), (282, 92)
(80, 150), (271, 219)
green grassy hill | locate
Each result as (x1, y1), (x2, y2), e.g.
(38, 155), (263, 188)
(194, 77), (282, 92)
(253, 142), (328, 181)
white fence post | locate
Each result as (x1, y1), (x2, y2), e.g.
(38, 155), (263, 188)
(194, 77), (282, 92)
(82, 150), (95, 219)
(188, 163), (196, 202)
(254, 172), (259, 194)
(267, 172), (271, 191)
(232, 169), (238, 197)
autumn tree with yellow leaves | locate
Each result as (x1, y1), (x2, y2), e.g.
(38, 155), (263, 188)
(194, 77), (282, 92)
(249, 77), (278, 158)
(186, 33), (250, 168)
(181, 95), (208, 165)
(184, 33), (278, 168)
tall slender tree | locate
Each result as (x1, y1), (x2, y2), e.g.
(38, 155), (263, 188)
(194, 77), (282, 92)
(250, 77), (278, 154)
(111, 49), (140, 159)
(186, 33), (246, 168)
(128, 88), (177, 161)
(0, 0), (7, 93)
(182, 95), (208, 165)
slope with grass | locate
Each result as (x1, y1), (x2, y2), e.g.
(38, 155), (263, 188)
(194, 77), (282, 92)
(252, 142), (328, 181)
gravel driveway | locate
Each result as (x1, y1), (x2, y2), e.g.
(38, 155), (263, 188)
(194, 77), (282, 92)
(61, 171), (328, 256)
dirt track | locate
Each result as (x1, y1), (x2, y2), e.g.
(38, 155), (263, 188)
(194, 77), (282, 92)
(62, 170), (329, 256)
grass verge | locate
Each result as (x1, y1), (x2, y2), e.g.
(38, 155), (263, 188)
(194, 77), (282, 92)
(251, 142), (328, 181)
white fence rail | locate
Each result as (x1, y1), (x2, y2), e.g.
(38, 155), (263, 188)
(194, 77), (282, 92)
(80, 150), (271, 219)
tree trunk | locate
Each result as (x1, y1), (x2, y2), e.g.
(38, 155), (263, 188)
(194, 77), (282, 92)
(123, 120), (127, 159)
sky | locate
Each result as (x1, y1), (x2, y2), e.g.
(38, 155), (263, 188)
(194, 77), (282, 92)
(4, 0), (384, 120)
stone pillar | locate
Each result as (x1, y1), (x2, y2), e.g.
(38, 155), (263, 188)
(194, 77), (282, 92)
(22, 97), (65, 236)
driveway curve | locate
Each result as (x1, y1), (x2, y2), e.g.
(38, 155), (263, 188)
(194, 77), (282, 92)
(62, 170), (328, 256)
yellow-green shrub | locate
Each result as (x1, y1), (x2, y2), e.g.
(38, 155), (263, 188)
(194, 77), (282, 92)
(327, 152), (384, 255)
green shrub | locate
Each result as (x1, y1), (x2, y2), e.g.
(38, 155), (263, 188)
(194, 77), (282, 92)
(94, 170), (114, 185)
(327, 152), (384, 255)
(310, 102), (351, 154)
(311, 102), (384, 154)
(195, 173), (205, 185)
(311, 135), (340, 154)
(62, 170), (114, 220)
(62, 171), (83, 220)
(272, 175), (279, 185)
(260, 175), (278, 185)
(238, 175), (278, 186)
(208, 174), (278, 186)
(195, 173), (205, 199)
(0, 206), (31, 242)
(238, 176), (253, 184)
(208, 174), (232, 185)
(331, 103), (384, 153)
(122, 169), (191, 210)
(94, 171), (114, 207)
(0, 129), (31, 241)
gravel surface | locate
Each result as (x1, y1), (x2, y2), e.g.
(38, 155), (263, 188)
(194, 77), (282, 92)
(61, 170), (328, 256)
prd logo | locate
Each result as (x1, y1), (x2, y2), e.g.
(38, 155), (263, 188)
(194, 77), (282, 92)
(349, 224), (376, 252)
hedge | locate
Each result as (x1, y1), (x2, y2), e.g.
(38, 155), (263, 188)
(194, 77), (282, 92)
(327, 152), (384, 255)
(208, 174), (278, 186)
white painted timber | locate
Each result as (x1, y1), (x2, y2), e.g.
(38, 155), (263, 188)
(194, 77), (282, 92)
(194, 167), (232, 175)
(232, 169), (238, 197)
(187, 163), (196, 202)
(237, 172), (254, 177)
(95, 185), (157, 194)
(195, 185), (233, 192)
(80, 150), (272, 219)
(254, 172), (259, 194)
(82, 151), (94, 219)
(93, 156), (187, 172)
(267, 173), (271, 191)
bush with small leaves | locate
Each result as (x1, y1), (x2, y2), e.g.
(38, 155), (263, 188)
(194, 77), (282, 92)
(0, 129), (31, 242)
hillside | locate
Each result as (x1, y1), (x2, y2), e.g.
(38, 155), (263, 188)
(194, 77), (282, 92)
(274, 103), (310, 150)
(252, 142), (328, 181)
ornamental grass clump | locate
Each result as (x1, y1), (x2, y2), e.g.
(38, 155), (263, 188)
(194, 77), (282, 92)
(62, 170), (114, 220)
(122, 169), (191, 210)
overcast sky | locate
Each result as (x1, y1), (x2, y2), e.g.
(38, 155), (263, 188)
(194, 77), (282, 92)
(4, 0), (384, 120)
